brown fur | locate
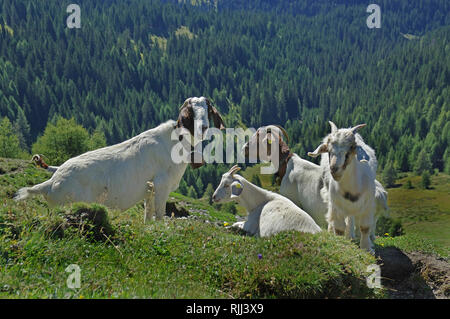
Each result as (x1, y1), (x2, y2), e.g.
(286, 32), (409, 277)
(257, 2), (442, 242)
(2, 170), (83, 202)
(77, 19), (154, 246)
(206, 98), (225, 130)
(175, 98), (225, 169)
(32, 155), (49, 169)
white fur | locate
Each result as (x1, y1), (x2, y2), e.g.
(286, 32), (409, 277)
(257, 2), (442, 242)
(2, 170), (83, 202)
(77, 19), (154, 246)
(212, 166), (321, 237)
(15, 97), (218, 223)
(310, 123), (378, 252)
(15, 120), (188, 222)
(244, 126), (388, 239)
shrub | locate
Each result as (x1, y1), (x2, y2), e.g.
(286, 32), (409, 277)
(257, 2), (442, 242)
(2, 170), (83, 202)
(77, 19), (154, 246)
(203, 183), (215, 204)
(221, 202), (237, 215)
(63, 203), (114, 241)
(31, 117), (106, 165)
(376, 216), (404, 237)
(403, 180), (413, 189)
(421, 170), (431, 189)
(382, 161), (397, 188)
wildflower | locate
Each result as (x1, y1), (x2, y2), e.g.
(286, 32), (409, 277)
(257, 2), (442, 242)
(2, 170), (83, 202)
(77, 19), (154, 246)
(384, 233), (390, 237)
(224, 222), (229, 227)
(257, 254), (262, 260)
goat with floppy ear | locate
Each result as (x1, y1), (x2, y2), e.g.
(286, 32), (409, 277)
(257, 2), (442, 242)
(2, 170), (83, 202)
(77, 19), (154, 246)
(242, 123), (388, 245)
(176, 97), (225, 137)
(15, 97), (226, 224)
(175, 97), (226, 169)
(212, 165), (321, 237)
(308, 121), (377, 253)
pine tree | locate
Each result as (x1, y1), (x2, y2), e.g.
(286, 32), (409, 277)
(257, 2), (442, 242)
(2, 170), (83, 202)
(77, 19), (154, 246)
(413, 149), (432, 176)
(0, 117), (20, 158)
(195, 176), (204, 197)
(13, 107), (30, 150)
(251, 174), (262, 187)
(421, 170), (431, 189)
(187, 185), (198, 199)
(178, 179), (188, 196)
(382, 161), (397, 188)
(203, 183), (215, 204)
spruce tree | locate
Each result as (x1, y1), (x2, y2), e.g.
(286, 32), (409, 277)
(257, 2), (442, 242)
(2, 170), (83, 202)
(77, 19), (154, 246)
(0, 117), (20, 158)
(414, 149), (432, 176)
(382, 161), (398, 188)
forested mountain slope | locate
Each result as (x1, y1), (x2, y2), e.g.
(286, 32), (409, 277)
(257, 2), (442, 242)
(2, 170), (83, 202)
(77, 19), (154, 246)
(0, 0), (449, 192)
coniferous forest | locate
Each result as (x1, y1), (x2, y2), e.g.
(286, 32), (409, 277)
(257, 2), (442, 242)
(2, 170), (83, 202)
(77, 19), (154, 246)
(0, 0), (449, 198)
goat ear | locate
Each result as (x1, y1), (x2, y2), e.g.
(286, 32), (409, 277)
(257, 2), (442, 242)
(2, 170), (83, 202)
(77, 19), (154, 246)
(351, 123), (366, 134)
(189, 151), (205, 169)
(231, 181), (243, 198)
(274, 125), (289, 143)
(329, 121), (338, 133)
(308, 143), (328, 158)
(177, 102), (195, 136)
(207, 99), (225, 130)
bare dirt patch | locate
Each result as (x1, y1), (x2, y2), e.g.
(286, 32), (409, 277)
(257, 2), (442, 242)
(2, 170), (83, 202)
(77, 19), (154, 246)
(376, 247), (449, 299)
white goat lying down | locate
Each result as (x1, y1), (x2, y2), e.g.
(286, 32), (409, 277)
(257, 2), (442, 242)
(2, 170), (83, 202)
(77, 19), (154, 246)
(243, 125), (388, 241)
(15, 97), (225, 223)
(308, 122), (377, 252)
(212, 165), (321, 237)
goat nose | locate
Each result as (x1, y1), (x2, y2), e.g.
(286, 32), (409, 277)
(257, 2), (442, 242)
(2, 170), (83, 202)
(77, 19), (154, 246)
(331, 166), (338, 173)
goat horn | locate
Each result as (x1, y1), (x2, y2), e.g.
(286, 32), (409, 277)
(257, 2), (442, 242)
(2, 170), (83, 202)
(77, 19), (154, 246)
(351, 123), (366, 133)
(329, 121), (338, 133)
(228, 165), (241, 176)
(274, 125), (289, 143)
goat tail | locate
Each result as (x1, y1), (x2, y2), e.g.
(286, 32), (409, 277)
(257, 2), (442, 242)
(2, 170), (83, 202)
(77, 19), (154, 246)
(14, 181), (52, 201)
(375, 184), (389, 217)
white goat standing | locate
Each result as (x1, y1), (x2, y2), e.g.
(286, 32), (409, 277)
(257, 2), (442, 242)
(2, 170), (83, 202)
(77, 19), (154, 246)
(243, 125), (388, 241)
(212, 165), (321, 237)
(15, 97), (225, 223)
(308, 121), (376, 252)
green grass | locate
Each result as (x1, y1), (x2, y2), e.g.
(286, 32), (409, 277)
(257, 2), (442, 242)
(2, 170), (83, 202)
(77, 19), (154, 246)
(381, 173), (450, 258)
(0, 158), (379, 298)
(241, 164), (450, 258)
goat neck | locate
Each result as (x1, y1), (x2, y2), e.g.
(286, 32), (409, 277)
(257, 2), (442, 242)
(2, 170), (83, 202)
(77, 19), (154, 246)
(234, 175), (274, 212)
(274, 138), (293, 184)
(334, 153), (363, 197)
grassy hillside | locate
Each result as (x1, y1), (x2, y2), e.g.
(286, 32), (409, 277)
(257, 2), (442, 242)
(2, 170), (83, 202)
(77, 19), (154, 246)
(241, 164), (450, 258)
(0, 158), (379, 298)
(377, 173), (450, 258)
